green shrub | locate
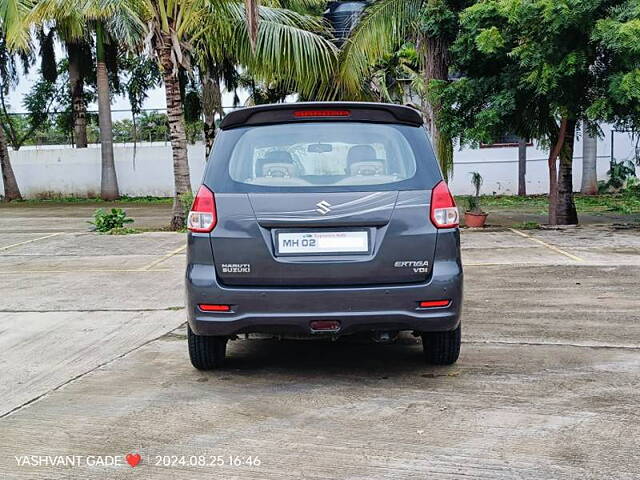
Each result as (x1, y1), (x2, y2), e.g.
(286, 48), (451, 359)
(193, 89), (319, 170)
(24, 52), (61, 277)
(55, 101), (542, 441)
(599, 159), (636, 193)
(89, 208), (134, 233)
(466, 196), (480, 212)
(466, 171), (485, 213)
(179, 191), (195, 219)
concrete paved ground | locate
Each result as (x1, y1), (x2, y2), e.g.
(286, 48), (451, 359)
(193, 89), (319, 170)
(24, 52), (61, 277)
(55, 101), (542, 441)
(1, 206), (639, 479)
(0, 202), (172, 233)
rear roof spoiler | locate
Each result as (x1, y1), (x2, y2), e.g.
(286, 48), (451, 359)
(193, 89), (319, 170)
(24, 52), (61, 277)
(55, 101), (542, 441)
(220, 102), (424, 130)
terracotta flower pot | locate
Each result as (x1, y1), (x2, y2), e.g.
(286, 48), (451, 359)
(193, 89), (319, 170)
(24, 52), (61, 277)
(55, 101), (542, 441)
(464, 211), (488, 228)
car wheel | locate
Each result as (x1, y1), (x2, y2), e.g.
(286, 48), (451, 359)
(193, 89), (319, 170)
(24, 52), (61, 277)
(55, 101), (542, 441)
(421, 324), (461, 365)
(188, 325), (227, 370)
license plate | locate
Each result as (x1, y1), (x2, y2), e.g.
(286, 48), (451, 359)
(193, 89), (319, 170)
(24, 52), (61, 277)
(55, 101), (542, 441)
(277, 231), (369, 255)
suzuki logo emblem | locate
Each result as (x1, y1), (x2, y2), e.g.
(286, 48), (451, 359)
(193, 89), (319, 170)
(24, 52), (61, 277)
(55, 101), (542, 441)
(316, 200), (332, 215)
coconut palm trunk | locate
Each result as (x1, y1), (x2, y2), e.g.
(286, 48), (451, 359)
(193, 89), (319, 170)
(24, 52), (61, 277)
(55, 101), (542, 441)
(96, 23), (119, 200)
(422, 34), (453, 182)
(202, 70), (223, 159)
(66, 41), (88, 148)
(159, 36), (192, 230)
(0, 124), (22, 201)
(581, 127), (598, 195)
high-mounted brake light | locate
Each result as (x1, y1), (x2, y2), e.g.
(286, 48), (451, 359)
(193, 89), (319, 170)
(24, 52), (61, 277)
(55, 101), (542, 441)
(293, 110), (351, 118)
(430, 181), (459, 228)
(187, 185), (217, 233)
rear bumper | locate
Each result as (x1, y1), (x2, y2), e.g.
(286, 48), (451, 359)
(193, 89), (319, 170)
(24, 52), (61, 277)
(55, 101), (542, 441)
(186, 231), (462, 337)
(189, 307), (460, 337)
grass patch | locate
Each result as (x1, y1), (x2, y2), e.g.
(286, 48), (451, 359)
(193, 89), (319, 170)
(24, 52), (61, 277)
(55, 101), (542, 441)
(456, 193), (640, 215)
(512, 221), (541, 230)
(105, 227), (141, 235)
(574, 191), (640, 214)
(4, 195), (172, 205)
(456, 195), (548, 214)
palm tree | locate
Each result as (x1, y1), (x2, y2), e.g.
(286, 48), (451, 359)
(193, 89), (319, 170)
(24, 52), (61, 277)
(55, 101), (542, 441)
(24, 2), (93, 147)
(95, 22), (119, 199)
(136, 0), (338, 229)
(0, 41), (23, 200)
(195, 0), (333, 158)
(195, 0), (329, 159)
(29, 0), (337, 226)
(65, 39), (91, 148)
(0, 0), (31, 201)
(337, 0), (470, 181)
(0, 123), (20, 200)
(56, 31), (92, 149)
(28, 0), (126, 199)
(199, 59), (228, 158)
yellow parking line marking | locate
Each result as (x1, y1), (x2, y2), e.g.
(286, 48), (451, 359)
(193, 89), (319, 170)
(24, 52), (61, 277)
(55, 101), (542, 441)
(0, 269), (172, 274)
(139, 244), (186, 271)
(0, 232), (63, 252)
(509, 228), (584, 262)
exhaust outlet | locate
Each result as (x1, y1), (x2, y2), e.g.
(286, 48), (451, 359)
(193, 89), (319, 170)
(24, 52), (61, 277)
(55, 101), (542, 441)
(372, 331), (399, 343)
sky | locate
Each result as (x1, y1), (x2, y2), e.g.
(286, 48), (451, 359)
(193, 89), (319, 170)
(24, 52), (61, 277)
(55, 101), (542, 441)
(6, 43), (247, 121)
(8, 70), (247, 121)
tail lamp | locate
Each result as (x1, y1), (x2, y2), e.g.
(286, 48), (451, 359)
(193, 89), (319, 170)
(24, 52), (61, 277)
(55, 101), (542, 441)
(187, 185), (217, 233)
(430, 181), (459, 228)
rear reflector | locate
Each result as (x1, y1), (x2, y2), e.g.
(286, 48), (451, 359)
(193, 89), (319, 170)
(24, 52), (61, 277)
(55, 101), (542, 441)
(188, 185), (217, 233)
(430, 181), (459, 228)
(293, 110), (351, 118)
(310, 320), (341, 331)
(418, 300), (451, 308)
(199, 304), (231, 312)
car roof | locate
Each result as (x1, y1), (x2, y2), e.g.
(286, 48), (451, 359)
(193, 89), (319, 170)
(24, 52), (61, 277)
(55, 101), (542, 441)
(219, 102), (424, 130)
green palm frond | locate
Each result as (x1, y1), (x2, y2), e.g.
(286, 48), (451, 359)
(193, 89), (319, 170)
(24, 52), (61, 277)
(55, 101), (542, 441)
(1, 0), (33, 50)
(102, 0), (147, 48)
(199, 3), (338, 99)
(28, 0), (147, 45)
(25, 0), (80, 40)
(262, 0), (326, 14)
(337, 0), (423, 99)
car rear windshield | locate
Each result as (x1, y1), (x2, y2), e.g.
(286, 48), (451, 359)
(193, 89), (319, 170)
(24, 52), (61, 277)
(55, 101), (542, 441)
(205, 121), (441, 193)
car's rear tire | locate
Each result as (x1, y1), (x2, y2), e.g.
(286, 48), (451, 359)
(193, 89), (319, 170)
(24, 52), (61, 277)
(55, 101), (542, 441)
(188, 325), (227, 370)
(421, 324), (461, 365)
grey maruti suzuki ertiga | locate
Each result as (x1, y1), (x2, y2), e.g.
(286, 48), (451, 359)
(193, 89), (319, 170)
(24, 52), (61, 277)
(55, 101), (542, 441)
(185, 102), (463, 369)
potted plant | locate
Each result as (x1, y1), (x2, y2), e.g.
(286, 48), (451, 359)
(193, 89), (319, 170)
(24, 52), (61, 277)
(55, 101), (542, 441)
(464, 171), (488, 228)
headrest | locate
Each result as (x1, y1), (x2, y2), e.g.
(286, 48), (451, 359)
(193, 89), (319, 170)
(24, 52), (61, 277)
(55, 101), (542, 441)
(262, 162), (299, 178)
(255, 150), (294, 177)
(349, 161), (385, 176)
(264, 150), (294, 163)
(347, 145), (377, 165)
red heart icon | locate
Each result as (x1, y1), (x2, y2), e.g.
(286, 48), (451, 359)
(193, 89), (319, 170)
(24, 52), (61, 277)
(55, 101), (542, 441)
(125, 453), (141, 467)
